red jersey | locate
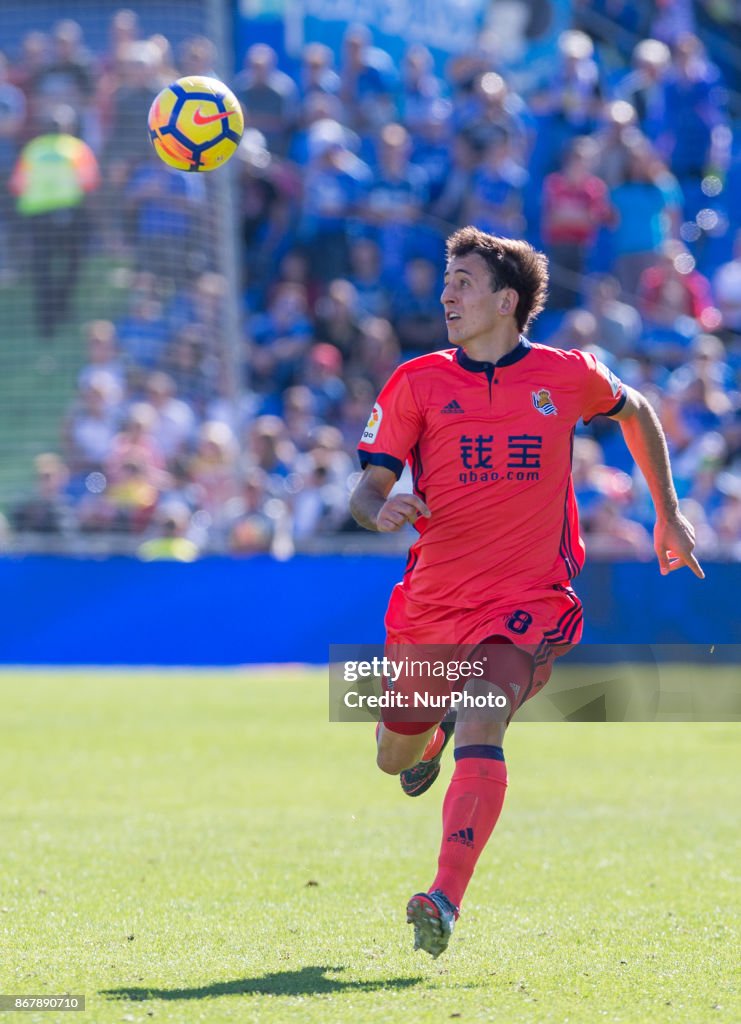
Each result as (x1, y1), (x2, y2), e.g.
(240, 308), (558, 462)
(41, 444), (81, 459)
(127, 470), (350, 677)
(637, 265), (713, 321)
(357, 340), (626, 637)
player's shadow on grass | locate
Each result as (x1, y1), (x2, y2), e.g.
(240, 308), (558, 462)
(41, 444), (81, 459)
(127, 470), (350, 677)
(102, 965), (422, 1001)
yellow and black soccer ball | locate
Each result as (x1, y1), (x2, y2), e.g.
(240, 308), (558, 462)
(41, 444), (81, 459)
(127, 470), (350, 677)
(147, 75), (244, 172)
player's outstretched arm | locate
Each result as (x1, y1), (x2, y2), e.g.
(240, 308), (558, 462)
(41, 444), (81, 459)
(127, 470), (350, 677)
(350, 465), (431, 533)
(613, 386), (704, 579)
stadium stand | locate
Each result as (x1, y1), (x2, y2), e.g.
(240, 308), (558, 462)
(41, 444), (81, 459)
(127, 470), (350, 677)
(0, 1), (739, 560)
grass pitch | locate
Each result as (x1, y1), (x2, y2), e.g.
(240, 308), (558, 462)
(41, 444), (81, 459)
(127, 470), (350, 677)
(0, 669), (738, 1024)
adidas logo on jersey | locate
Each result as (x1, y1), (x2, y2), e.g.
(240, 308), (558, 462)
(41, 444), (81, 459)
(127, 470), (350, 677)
(446, 827), (474, 848)
(441, 399), (464, 413)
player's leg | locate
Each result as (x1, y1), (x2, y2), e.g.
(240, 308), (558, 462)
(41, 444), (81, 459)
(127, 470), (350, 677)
(378, 709), (456, 794)
(408, 638), (532, 957)
(397, 706), (457, 796)
(376, 720), (443, 775)
(376, 637), (454, 777)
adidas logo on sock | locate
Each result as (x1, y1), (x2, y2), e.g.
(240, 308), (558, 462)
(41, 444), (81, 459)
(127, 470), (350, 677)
(446, 827), (474, 848)
(441, 399), (464, 413)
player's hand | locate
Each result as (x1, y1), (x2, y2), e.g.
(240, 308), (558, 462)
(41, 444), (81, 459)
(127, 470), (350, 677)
(376, 493), (431, 532)
(654, 512), (705, 579)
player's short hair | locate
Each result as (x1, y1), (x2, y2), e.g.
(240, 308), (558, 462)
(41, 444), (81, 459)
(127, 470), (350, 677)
(446, 226), (549, 332)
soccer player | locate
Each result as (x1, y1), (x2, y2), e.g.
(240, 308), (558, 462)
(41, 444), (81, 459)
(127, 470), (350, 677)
(349, 226), (704, 958)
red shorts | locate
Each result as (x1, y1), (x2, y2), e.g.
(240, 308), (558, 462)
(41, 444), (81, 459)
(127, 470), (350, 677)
(381, 584), (582, 735)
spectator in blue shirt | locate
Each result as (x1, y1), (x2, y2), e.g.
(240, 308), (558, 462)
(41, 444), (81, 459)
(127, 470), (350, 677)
(116, 294), (169, 370)
(614, 39), (671, 144)
(531, 29), (603, 172)
(298, 42), (340, 104)
(464, 129), (528, 238)
(349, 316), (401, 392)
(398, 44), (443, 135)
(301, 343), (346, 421)
(455, 71), (533, 163)
(409, 98), (453, 206)
(125, 152), (206, 284)
(289, 92), (355, 168)
(361, 122), (429, 277)
(347, 238), (389, 318)
(248, 281), (313, 393)
(608, 137), (683, 297)
(390, 257), (448, 356)
(234, 43), (300, 157)
(659, 33), (729, 217)
(313, 278), (364, 359)
(339, 24), (397, 135)
(298, 119), (371, 281)
(430, 131), (483, 228)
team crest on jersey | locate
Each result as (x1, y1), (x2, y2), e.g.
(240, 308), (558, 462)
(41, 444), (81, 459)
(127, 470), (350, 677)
(532, 388), (557, 416)
(362, 403), (383, 443)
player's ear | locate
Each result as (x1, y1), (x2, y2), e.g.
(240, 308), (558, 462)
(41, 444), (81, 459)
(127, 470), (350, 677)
(499, 289), (517, 315)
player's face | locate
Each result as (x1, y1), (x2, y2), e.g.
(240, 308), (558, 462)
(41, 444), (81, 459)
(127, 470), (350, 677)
(441, 254), (510, 346)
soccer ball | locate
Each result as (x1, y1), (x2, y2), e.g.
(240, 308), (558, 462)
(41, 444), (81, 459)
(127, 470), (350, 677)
(147, 75), (244, 172)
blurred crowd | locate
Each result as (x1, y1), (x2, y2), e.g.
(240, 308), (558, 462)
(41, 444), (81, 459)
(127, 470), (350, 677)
(2, 2), (741, 559)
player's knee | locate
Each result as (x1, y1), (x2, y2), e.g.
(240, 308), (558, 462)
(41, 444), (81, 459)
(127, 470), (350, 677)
(376, 745), (416, 775)
(454, 718), (506, 748)
(376, 747), (402, 774)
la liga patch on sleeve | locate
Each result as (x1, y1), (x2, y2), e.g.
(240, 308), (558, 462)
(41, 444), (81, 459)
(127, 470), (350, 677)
(362, 403), (383, 444)
(595, 359), (622, 397)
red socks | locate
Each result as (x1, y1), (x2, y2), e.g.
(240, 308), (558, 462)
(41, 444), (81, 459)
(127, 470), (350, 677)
(431, 744), (508, 910)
